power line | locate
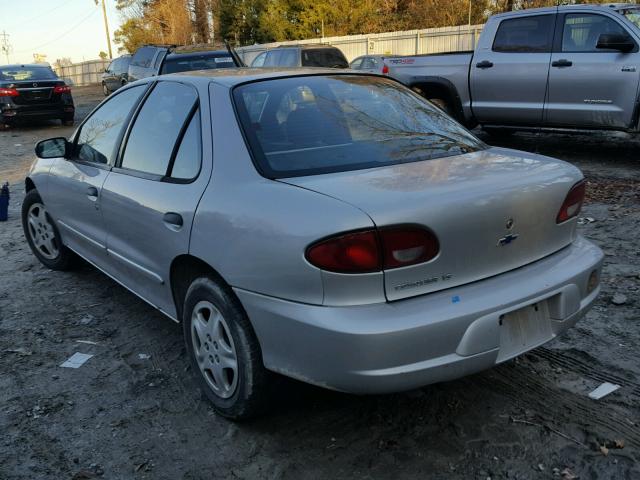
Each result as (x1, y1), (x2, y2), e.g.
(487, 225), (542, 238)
(3, 0), (77, 30)
(13, 8), (99, 54)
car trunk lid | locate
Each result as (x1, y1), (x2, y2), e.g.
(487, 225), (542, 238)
(280, 147), (583, 301)
(5, 80), (62, 105)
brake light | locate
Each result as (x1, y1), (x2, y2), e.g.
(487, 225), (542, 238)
(53, 85), (71, 94)
(0, 87), (18, 97)
(305, 226), (439, 274)
(556, 180), (586, 224)
(382, 64), (389, 74)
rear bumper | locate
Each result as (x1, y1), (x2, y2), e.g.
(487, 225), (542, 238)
(235, 236), (603, 394)
(1, 101), (74, 121)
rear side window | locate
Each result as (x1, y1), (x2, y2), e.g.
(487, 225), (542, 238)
(350, 57), (363, 69)
(251, 51), (267, 67)
(76, 85), (146, 164)
(120, 82), (198, 176)
(302, 49), (348, 68)
(264, 50), (298, 67)
(562, 13), (629, 52)
(170, 110), (201, 179)
(233, 75), (485, 178)
(132, 47), (156, 67)
(493, 15), (555, 52)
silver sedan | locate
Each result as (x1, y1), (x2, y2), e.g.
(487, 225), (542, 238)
(23, 69), (603, 419)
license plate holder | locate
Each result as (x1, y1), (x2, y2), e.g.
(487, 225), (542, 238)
(497, 301), (552, 362)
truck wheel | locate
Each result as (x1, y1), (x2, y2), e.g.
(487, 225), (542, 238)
(428, 98), (455, 117)
(183, 276), (273, 420)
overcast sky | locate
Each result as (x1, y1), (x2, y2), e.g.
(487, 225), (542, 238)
(1, 0), (125, 65)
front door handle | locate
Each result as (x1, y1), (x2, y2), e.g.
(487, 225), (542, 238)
(86, 186), (98, 198)
(552, 59), (573, 68)
(476, 60), (494, 69)
(163, 212), (183, 229)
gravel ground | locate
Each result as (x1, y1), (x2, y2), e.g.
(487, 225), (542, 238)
(0, 86), (639, 479)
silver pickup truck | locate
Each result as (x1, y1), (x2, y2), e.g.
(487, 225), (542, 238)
(386, 3), (640, 134)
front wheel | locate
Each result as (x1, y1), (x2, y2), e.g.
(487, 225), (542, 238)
(183, 277), (272, 420)
(102, 82), (109, 96)
(22, 190), (76, 270)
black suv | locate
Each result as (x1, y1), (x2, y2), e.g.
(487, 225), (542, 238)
(101, 55), (131, 96)
(128, 45), (238, 82)
(0, 64), (74, 129)
(250, 45), (349, 68)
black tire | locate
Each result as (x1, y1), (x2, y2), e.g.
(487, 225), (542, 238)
(0, 122), (9, 131)
(22, 189), (76, 271)
(182, 276), (272, 420)
(428, 97), (455, 117)
(102, 82), (109, 96)
(482, 127), (515, 138)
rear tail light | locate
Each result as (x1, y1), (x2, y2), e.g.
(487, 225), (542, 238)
(305, 226), (439, 274)
(382, 64), (389, 74)
(0, 87), (19, 97)
(53, 85), (71, 94)
(556, 180), (586, 224)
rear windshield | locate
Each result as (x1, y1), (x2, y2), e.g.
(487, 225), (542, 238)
(161, 54), (235, 74)
(0, 66), (58, 81)
(233, 75), (485, 178)
(301, 49), (348, 68)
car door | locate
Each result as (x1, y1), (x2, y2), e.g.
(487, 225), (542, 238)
(107, 59), (121, 90)
(470, 13), (556, 125)
(545, 11), (640, 128)
(100, 80), (211, 318)
(46, 85), (147, 268)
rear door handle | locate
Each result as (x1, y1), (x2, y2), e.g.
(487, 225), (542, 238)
(476, 60), (494, 69)
(552, 59), (573, 68)
(163, 212), (183, 230)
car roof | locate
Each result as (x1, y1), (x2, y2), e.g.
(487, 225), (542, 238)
(275, 44), (340, 50)
(164, 67), (369, 87)
(493, 3), (640, 18)
(165, 49), (230, 61)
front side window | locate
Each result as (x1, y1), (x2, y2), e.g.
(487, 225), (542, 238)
(493, 15), (555, 53)
(76, 85), (146, 164)
(120, 82), (198, 176)
(349, 57), (363, 69)
(234, 75), (485, 178)
(562, 13), (629, 52)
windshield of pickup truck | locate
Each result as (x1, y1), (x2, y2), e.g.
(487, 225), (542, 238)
(621, 8), (640, 28)
(234, 75), (485, 178)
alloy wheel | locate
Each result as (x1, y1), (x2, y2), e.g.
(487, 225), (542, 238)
(26, 203), (59, 260)
(190, 300), (239, 399)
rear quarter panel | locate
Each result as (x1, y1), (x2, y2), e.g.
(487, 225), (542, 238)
(188, 82), (378, 305)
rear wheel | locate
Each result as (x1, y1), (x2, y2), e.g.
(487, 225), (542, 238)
(427, 97), (455, 117)
(182, 277), (272, 420)
(22, 190), (76, 270)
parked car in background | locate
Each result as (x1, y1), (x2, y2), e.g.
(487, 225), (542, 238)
(349, 54), (389, 74)
(250, 45), (349, 68)
(101, 55), (131, 96)
(128, 45), (237, 82)
(0, 64), (74, 129)
(24, 69), (602, 420)
(384, 4), (640, 135)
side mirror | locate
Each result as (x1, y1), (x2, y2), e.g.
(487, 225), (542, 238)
(35, 137), (70, 159)
(597, 33), (635, 52)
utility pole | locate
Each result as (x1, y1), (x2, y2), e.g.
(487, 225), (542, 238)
(0, 31), (11, 64)
(95, 0), (112, 59)
(468, 0), (472, 26)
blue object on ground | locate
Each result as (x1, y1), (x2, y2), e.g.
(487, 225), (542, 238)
(0, 183), (9, 222)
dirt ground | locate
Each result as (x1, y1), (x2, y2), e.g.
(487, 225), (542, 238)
(1, 86), (639, 480)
